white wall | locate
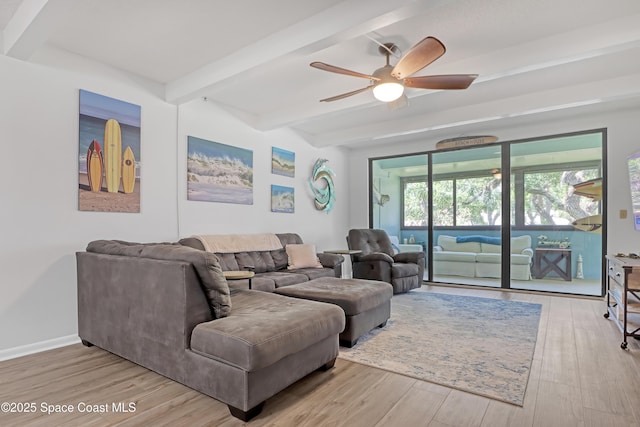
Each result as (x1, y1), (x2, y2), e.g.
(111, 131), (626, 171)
(348, 108), (640, 254)
(4, 45), (637, 359)
(0, 53), (179, 356)
(176, 100), (350, 251)
(0, 54), (351, 358)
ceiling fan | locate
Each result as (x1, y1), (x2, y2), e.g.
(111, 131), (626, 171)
(310, 36), (477, 104)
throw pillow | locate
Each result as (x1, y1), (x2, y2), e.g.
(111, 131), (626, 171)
(286, 244), (323, 269)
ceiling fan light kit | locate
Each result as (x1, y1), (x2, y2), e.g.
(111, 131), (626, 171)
(372, 66), (405, 102)
(310, 36), (477, 104)
(373, 82), (404, 102)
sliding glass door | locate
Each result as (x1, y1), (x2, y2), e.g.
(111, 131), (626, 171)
(369, 129), (606, 296)
(371, 155), (429, 279)
(509, 132), (604, 296)
(431, 146), (502, 287)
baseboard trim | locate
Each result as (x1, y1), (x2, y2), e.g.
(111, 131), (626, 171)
(0, 335), (81, 362)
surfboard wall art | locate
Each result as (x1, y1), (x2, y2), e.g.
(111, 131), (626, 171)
(571, 177), (603, 234)
(78, 90), (141, 212)
(104, 119), (122, 193)
(572, 214), (603, 234)
(572, 177), (603, 201)
(436, 135), (498, 150)
(86, 140), (103, 192)
(122, 146), (136, 194)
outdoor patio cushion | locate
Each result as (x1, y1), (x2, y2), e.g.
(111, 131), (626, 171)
(475, 253), (532, 265)
(433, 251), (477, 263)
(438, 235), (482, 253)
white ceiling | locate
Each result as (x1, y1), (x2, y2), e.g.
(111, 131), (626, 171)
(2, 0), (640, 149)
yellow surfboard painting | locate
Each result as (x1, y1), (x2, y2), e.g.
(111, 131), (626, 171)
(104, 119), (122, 193)
(122, 146), (136, 194)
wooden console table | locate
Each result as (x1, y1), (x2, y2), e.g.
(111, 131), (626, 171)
(533, 248), (572, 281)
(604, 255), (640, 349)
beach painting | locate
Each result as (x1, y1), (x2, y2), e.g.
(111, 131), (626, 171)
(187, 136), (253, 204)
(78, 89), (141, 213)
(271, 147), (295, 177)
(271, 185), (295, 213)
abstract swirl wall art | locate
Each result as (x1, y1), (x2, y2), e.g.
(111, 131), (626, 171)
(308, 158), (335, 213)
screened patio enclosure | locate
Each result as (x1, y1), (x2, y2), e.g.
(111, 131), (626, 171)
(370, 129), (606, 297)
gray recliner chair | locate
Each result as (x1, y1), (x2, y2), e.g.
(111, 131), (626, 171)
(347, 229), (424, 293)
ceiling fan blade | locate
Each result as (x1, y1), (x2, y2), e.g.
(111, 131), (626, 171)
(404, 74), (478, 90)
(391, 36), (446, 79)
(310, 62), (379, 80)
(319, 86), (373, 102)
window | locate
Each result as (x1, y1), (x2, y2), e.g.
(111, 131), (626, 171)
(455, 176), (501, 226)
(432, 179), (453, 226)
(403, 178), (428, 227)
(403, 164), (600, 229)
(405, 175), (501, 228)
(514, 165), (600, 226)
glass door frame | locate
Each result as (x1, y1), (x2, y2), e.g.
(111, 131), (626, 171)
(368, 128), (607, 297)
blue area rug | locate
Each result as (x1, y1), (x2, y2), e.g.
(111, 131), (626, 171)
(339, 291), (542, 406)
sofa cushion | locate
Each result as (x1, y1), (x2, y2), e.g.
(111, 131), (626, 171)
(510, 253), (532, 265)
(481, 243), (501, 253)
(477, 236), (532, 254)
(476, 253), (532, 265)
(432, 251), (477, 263)
(511, 235), (532, 254)
(274, 277), (393, 316)
(242, 277), (276, 293)
(214, 252), (240, 271)
(235, 251), (276, 273)
(190, 290), (345, 371)
(286, 244), (323, 269)
(475, 253), (501, 264)
(291, 266), (337, 280)
(256, 271), (309, 287)
(86, 240), (231, 319)
(438, 235), (481, 253)
(391, 262), (420, 278)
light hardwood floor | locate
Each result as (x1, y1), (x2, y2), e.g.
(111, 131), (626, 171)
(1, 285), (639, 427)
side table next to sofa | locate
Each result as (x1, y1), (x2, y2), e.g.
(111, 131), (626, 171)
(534, 247), (572, 281)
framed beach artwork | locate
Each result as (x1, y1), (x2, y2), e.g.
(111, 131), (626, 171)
(271, 185), (295, 213)
(78, 89), (141, 213)
(271, 147), (295, 177)
(187, 136), (253, 204)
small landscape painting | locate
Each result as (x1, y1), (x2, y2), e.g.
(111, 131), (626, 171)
(187, 136), (253, 204)
(78, 89), (141, 213)
(271, 185), (295, 213)
(271, 147), (295, 177)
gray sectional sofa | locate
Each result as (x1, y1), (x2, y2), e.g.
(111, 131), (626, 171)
(76, 240), (345, 422)
(179, 233), (344, 291)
